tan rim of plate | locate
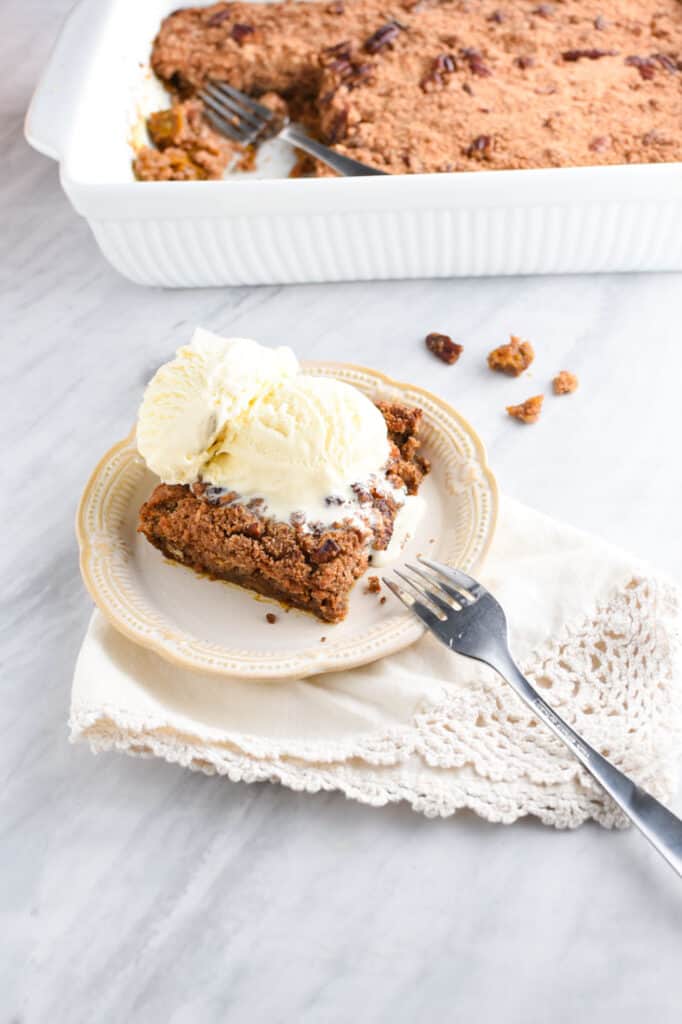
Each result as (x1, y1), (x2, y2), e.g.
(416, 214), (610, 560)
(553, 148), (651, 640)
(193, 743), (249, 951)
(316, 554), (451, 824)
(76, 361), (499, 679)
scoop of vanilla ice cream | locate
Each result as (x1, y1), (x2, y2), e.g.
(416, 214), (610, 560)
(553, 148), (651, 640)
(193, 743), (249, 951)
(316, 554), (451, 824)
(137, 329), (393, 521)
(136, 329), (298, 484)
(204, 375), (391, 517)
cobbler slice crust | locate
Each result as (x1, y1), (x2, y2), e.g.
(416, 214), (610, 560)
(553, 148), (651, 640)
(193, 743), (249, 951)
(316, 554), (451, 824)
(138, 401), (429, 623)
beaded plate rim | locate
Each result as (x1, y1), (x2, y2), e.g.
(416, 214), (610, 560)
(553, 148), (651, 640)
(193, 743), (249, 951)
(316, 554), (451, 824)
(76, 362), (498, 680)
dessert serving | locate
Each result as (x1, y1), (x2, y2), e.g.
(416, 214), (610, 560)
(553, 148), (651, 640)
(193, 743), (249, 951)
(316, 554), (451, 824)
(136, 330), (429, 622)
(135, 0), (682, 180)
(76, 351), (496, 677)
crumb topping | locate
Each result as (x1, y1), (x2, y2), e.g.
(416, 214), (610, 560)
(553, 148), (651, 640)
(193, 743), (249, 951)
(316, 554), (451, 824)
(136, 0), (682, 180)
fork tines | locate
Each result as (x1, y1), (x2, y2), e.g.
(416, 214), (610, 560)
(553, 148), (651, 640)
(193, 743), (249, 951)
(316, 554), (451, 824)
(383, 557), (482, 626)
(200, 81), (276, 145)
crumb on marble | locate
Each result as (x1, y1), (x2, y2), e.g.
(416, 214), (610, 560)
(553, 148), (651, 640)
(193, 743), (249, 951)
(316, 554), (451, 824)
(506, 395), (544, 423)
(488, 335), (534, 376)
(552, 370), (579, 395)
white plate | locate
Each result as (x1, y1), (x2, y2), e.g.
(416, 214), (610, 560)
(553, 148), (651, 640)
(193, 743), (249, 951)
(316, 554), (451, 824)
(77, 362), (498, 679)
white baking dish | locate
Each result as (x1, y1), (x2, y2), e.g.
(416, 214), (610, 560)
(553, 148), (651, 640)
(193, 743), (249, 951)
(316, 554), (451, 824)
(26, 0), (682, 287)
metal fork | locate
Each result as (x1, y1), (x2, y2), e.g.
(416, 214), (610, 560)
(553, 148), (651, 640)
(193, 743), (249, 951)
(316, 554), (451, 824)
(199, 81), (386, 177)
(385, 557), (682, 876)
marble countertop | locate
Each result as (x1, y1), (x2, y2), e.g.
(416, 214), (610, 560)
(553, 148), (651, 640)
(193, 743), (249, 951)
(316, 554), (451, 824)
(4, 2), (682, 1021)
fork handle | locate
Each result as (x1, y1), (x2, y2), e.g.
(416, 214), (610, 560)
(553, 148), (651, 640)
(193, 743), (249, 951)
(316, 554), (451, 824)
(281, 125), (387, 177)
(496, 654), (682, 876)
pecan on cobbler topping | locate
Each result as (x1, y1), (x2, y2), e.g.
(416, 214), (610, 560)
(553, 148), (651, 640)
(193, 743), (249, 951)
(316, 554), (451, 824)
(561, 48), (618, 61)
(466, 134), (493, 160)
(460, 46), (492, 77)
(420, 53), (458, 92)
(363, 21), (402, 54)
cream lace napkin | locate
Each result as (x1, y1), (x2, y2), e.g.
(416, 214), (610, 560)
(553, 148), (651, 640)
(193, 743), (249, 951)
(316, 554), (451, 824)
(70, 498), (682, 829)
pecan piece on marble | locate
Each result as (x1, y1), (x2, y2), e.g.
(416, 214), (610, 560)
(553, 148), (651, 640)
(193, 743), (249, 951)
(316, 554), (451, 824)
(425, 332), (463, 364)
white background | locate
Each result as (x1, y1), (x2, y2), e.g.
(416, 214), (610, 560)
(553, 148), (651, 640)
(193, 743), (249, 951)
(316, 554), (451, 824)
(4, 2), (682, 1020)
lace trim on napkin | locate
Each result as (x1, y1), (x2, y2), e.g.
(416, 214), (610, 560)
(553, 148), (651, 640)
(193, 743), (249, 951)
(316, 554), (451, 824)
(70, 576), (682, 829)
